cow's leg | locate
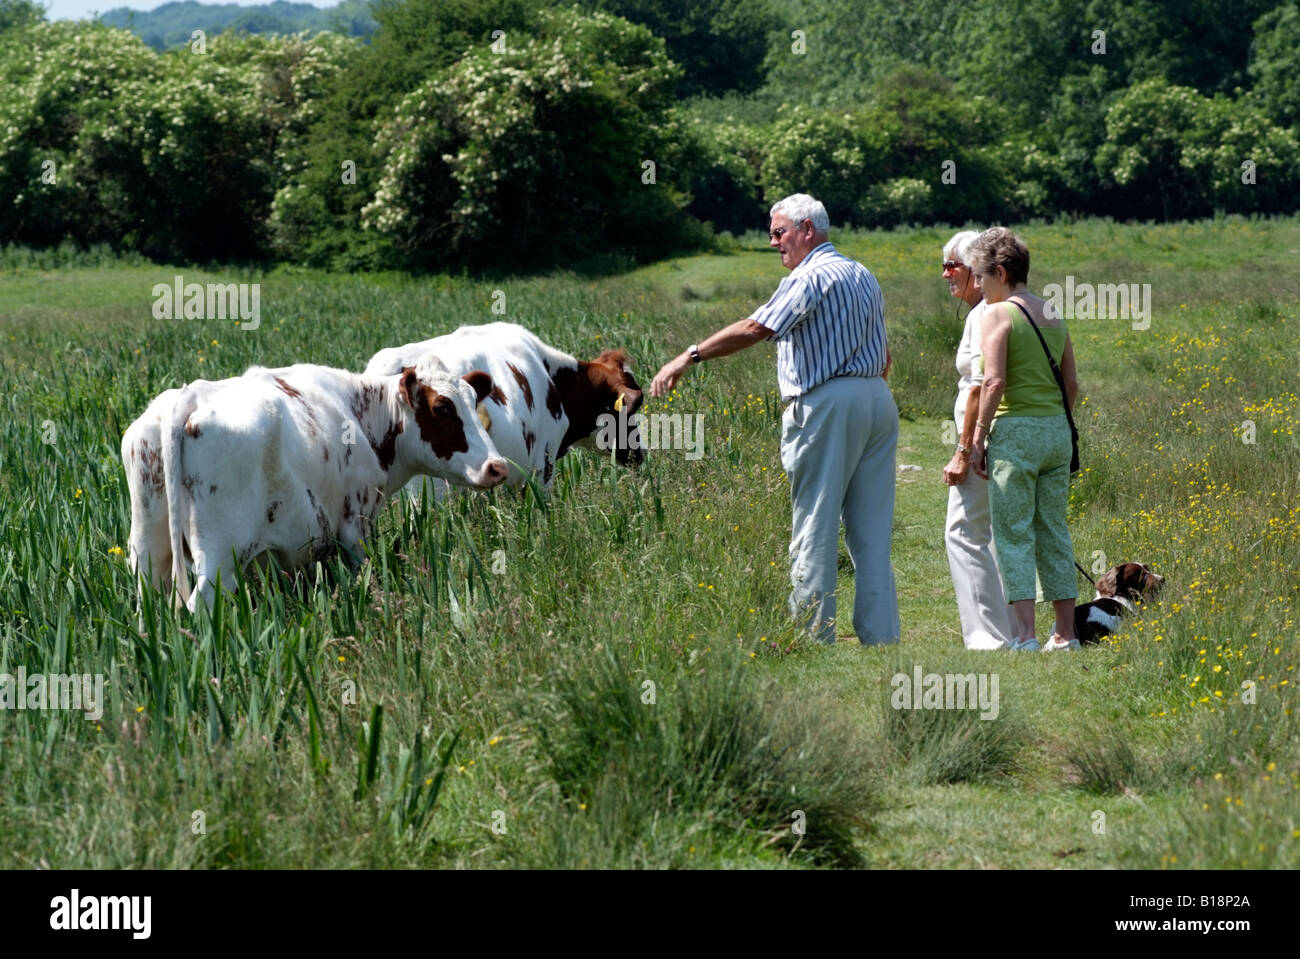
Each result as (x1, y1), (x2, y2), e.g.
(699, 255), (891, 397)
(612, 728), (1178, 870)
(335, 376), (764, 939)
(186, 536), (240, 613)
(127, 518), (173, 628)
(125, 459), (175, 625)
(127, 508), (173, 592)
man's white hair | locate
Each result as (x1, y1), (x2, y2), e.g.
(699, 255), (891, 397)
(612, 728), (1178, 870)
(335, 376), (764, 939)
(943, 230), (982, 266)
(770, 194), (830, 236)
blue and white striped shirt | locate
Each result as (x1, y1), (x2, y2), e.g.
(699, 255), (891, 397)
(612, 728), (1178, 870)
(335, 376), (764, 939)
(750, 242), (888, 401)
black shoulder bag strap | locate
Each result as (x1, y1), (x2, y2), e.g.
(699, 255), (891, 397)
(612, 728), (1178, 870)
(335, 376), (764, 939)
(1007, 297), (1080, 475)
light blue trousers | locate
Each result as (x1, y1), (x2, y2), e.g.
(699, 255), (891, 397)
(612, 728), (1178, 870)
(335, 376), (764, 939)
(780, 376), (900, 645)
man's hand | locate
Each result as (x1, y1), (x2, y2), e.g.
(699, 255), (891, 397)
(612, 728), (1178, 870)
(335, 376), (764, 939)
(651, 320), (771, 398)
(651, 351), (692, 398)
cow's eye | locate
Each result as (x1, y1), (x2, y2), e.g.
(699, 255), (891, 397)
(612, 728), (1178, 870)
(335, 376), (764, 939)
(433, 399), (455, 417)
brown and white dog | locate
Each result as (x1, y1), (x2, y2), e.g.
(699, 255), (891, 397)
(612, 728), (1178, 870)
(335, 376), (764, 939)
(1074, 562), (1165, 644)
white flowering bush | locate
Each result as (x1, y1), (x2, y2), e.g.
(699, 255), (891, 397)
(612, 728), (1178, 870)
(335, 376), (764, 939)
(251, 31), (369, 265)
(1248, 3), (1300, 128)
(860, 176), (933, 226)
(984, 137), (1076, 219)
(757, 106), (888, 227)
(230, 31), (362, 177)
(1183, 95), (1300, 214)
(1094, 79), (1209, 219)
(361, 6), (693, 268)
(95, 36), (273, 257)
(0, 22), (160, 245)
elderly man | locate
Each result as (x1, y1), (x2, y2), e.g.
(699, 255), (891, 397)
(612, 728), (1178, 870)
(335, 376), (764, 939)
(651, 193), (899, 646)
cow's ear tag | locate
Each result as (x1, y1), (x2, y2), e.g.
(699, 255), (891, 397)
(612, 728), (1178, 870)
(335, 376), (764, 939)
(614, 393), (624, 413)
(477, 404), (492, 431)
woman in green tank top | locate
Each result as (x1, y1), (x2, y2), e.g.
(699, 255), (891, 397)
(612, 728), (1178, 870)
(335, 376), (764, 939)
(966, 228), (1081, 652)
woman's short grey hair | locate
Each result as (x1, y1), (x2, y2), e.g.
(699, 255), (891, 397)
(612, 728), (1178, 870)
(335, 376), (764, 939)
(968, 226), (1030, 284)
(943, 230), (982, 266)
(770, 194), (830, 235)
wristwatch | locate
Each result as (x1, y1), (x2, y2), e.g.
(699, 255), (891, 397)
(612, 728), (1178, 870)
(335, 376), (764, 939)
(956, 443), (971, 455)
(688, 343), (702, 363)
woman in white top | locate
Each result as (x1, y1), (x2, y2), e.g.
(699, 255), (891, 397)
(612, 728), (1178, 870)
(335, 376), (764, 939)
(940, 231), (1016, 650)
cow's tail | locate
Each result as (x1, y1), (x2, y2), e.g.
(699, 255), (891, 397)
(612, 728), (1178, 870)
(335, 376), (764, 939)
(162, 385), (198, 606)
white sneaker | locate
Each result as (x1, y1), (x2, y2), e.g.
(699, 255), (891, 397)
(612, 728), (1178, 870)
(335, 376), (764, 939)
(1007, 638), (1040, 652)
(1043, 636), (1081, 652)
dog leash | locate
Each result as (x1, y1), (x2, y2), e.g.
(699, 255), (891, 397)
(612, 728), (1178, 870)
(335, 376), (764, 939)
(1075, 561), (1096, 587)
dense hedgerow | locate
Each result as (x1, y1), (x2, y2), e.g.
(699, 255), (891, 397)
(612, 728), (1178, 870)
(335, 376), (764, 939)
(2, 1), (1299, 270)
(0, 22), (358, 261)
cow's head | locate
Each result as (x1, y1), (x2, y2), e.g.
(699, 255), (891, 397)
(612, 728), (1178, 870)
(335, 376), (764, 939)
(577, 349), (647, 465)
(398, 357), (508, 489)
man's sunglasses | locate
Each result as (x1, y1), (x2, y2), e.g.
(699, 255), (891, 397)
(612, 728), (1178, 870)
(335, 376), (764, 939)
(769, 219), (809, 241)
(942, 260), (964, 271)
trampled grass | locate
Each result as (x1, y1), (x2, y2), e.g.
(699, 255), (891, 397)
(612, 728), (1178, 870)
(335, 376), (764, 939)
(0, 216), (1296, 868)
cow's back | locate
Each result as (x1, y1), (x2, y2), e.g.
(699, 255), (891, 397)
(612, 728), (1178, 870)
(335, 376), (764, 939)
(370, 324), (569, 486)
(175, 367), (364, 569)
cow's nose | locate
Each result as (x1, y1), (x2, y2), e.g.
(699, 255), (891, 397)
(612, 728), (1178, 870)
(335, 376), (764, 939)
(483, 459), (508, 487)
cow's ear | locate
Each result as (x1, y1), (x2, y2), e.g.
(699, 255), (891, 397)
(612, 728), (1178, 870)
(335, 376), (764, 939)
(399, 367), (421, 409)
(462, 370), (493, 404)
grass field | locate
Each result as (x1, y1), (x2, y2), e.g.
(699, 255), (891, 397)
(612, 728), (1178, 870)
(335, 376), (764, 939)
(1, 216), (1297, 868)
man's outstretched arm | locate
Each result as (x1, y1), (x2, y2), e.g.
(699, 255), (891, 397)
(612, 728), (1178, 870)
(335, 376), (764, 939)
(650, 319), (773, 398)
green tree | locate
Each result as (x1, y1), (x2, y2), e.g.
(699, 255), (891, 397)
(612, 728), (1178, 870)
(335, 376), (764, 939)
(761, 0), (953, 107)
(866, 66), (1008, 225)
(1081, 0), (1276, 96)
(0, 0), (43, 31)
(757, 66), (1007, 228)
(0, 22), (162, 248)
(1248, 2), (1300, 127)
(0, 22), (354, 260)
(1093, 78), (1210, 219)
(1184, 94), (1300, 214)
(590, 0), (779, 97)
(679, 116), (766, 234)
(947, 0), (1070, 124)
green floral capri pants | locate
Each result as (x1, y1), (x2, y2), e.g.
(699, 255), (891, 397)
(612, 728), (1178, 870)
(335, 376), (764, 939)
(986, 414), (1077, 603)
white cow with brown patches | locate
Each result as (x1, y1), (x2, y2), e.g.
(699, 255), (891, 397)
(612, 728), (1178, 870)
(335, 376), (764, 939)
(121, 357), (507, 611)
(364, 322), (646, 495)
